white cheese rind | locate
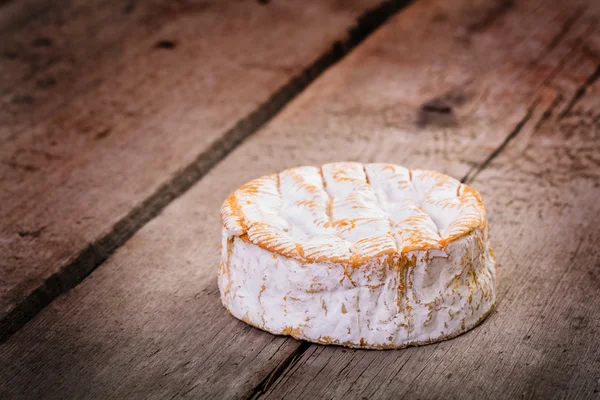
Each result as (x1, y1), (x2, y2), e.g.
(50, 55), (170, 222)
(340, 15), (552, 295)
(219, 162), (496, 349)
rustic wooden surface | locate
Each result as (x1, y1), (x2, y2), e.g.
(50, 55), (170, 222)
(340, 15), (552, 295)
(0, 0), (404, 341)
(1, 0), (600, 398)
(260, 21), (600, 400)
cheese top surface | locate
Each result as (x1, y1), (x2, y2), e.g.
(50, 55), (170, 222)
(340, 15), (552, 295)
(221, 162), (486, 266)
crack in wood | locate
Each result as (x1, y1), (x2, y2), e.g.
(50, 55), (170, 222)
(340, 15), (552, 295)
(461, 13), (597, 185)
(247, 341), (311, 400)
(559, 63), (600, 119)
(461, 100), (538, 184)
(532, 92), (563, 132)
(461, 38), (599, 186)
(0, 0), (415, 345)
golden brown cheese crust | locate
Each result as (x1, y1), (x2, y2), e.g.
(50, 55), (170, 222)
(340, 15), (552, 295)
(221, 162), (486, 267)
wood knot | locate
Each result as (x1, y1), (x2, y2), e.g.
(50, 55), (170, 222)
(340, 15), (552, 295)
(155, 40), (177, 50)
(417, 98), (456, 128)
(421, 99), (453, 114)
(417, 88), (472, 128)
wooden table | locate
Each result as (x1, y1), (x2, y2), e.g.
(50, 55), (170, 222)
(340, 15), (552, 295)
(1, 0), (599, 398)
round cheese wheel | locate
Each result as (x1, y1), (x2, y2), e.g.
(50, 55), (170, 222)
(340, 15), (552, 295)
(219, 162), (496, 349)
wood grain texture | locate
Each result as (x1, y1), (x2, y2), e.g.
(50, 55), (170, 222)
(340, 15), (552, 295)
(1, 0), (599, 398)
(261, 81), (600, 400)
(256, 2), (600, 399)
(0, 0), (404, 341)
(262, 95), (600, 398)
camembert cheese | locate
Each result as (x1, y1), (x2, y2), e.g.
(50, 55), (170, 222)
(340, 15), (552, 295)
(219, 162), (496, 349)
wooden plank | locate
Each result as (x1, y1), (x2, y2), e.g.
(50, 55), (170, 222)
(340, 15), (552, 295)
(255, 5), (600, 400)
(261, 99), (600, 398)
(0, 0), (405, 340)
(261, 84), (600, 400)
(2, 0), (599, 398)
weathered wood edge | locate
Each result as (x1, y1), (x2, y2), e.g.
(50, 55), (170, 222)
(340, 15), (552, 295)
(0, 0), (414, 344)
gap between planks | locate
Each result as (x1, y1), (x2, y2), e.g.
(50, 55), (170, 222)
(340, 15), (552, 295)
(248, 342), (312, 400)
(0, 0), (414, 344)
